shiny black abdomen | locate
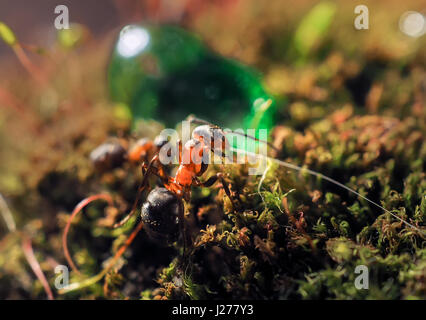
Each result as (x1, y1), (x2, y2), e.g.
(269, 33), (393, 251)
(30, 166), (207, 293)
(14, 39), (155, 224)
(141, 187), (181, 243)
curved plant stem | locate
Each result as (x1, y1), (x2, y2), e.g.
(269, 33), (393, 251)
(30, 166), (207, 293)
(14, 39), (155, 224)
(12, 44), (46, 85)
(59, 220), (144, 294)
(62, 194), (113, 276)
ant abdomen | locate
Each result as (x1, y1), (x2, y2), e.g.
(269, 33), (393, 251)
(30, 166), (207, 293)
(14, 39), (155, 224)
(141, 187), (181, 244)
(90, 141), (126, 172)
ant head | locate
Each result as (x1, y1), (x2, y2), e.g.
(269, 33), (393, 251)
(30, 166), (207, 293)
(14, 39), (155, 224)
(141, 187), (181, 244)
(153, 134), (170, 149)
(192, 125), (229, 157)
(188, 116), (279, 154)
(134, 138), (152, 147)
(128, 138), (154, 163)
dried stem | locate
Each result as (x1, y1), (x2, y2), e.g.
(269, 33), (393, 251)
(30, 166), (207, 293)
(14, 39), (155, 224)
(59, 220), (144, 294)
(62, 194), (113, 276)
(21, 233), (54, 300)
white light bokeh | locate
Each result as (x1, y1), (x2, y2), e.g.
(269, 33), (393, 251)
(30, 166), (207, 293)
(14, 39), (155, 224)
(399, 11), (425, 38)
(117, 25), (150, 58)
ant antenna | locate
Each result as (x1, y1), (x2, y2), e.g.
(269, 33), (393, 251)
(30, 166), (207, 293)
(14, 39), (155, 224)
(186, 115), (280, 153)
(113, 158), (157, 228)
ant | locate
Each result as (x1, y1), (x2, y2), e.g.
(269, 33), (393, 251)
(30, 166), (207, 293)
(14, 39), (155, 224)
(60, 115), (273, 294)
(89, 134), (168, 172)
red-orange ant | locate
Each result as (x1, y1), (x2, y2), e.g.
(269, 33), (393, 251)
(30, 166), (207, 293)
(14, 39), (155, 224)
(60, 116), (274, 294)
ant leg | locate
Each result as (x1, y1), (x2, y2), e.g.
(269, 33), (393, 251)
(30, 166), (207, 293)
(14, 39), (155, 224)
(114, 152), (175, 228)
(195, 173), (236, 212)
(113, 156), (160, 228)
(143, 155), (177, 194)
(153, 155), (173, 185)
(177, 198), (190, 255)
(177, 139), (182, 164)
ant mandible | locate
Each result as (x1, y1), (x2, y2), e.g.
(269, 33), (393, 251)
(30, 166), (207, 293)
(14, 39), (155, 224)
(60, 115), (272, 293)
